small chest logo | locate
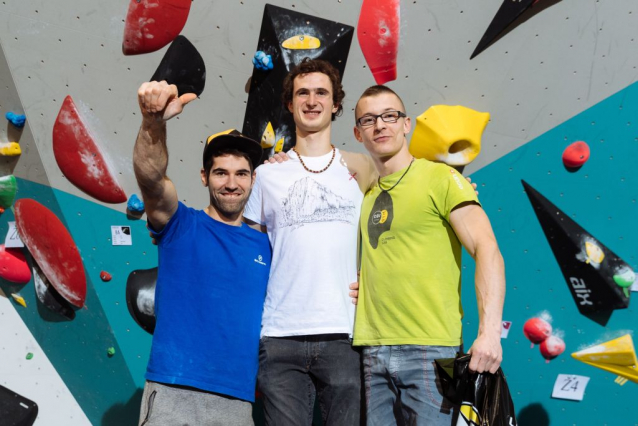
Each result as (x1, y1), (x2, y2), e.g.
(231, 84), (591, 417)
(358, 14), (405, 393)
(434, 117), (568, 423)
(254, 255), (267, 266)
(371, 210), (389, 225)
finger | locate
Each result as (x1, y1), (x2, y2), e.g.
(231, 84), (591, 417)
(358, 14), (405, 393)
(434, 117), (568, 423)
(179, 92), (198, 106)
(349, 281), (359, 290)
(351, 297), (358, 305)
(471, 183), (477, 190)
(467, 176), (472, 183)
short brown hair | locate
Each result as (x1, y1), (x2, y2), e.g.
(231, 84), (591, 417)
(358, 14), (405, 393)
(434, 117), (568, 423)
(356, 85), (406, 121)
(203, 148), (253, 183)
(281, 58), (345, 121)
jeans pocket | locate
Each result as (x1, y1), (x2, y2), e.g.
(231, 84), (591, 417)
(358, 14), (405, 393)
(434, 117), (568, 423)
(139, 389), (157, 426)
(422, 346), (458, 409)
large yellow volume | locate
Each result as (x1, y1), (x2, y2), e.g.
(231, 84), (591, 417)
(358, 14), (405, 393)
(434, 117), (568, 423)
(409, 105), (489, 166)
(572, 334), (638, 383)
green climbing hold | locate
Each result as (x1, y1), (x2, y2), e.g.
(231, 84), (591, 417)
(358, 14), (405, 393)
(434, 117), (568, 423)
(613, 267), (635, 288)
(26, 352), (33, 360)
(107, 347), (116, 357)
(0, 175), (17, 211)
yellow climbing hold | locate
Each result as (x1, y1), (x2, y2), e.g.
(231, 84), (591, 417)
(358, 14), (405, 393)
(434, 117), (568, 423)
(0, 142), (21, 156)
(261, 122), (275, 148)
(571, 334), (638, 384)
(584, 241), (605, 265)
(274, 137), (285, 153)
(282, 35), (321, 50)
(11, 293), (27, 307)
(409, 105), (489, 166)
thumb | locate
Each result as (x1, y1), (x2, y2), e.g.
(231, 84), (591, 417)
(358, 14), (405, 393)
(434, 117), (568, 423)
(179, 92), (198, 106)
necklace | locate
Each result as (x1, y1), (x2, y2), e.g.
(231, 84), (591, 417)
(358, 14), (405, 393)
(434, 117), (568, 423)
(378, 158), (415, 192)
(292, 145), (336, 174)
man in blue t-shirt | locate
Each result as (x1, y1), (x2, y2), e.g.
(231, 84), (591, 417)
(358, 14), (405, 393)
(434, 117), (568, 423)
(133, 80), (272, 426)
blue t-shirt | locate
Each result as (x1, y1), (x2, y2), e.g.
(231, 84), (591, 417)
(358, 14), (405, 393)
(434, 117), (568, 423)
(146, 202), (271, 402)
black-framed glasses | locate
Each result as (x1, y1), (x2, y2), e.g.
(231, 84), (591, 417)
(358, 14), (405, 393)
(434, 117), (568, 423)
(356, 110), (406, 127)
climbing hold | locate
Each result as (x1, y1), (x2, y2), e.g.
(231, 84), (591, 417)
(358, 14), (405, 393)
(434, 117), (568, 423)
(126, 267), (157, 335)
(540, 335), (565, 362)
(523, 180), (631, 314)
(274, 137), (285, 154)
(261, 122), (275, 148)
(15, 199), (87, 308)
(572, 334), (638, 384)
(523, 317), (552, 346)
(562, 141), (590, 168)
(0, 141), (21, 156)
(100, 271), (112, 282)
(282, 34), (321, 50)
(150, 35), (206, 97)
(53, 96), (127, 204)
(613, 266), (635, 288)
(33, 264), (76, 320)
(107, 347), (116, 357)
(11, 293), (26, 308)
(5, 112), (26, 128)
(0, 244), (31, 284)
(25, 352), (33, 360)
(127, 194), (145, 213)
(471, 0), (544, 59)
(409, 105), (489, 166)
(253, 51), (274, 71)
(0, 175), (18, 211)
(357, 0), (400, 84)
(122, 0), (192, 55)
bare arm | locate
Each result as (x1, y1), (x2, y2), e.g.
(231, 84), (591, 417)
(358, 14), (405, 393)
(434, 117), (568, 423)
(244, 217), (267, 233)
(449, 202), (505, 374)
(133, 81), (196, 231)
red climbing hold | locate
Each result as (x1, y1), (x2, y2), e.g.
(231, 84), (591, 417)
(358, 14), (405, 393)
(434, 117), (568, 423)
(562, 141), (590, 168)
(53, 96), (126, 204)
(357, 0), (400, 84)
(0, 244), (31, 284)
(523, 317), (552, 346)
(122, 0), (192, 55)
(14, 199), (87, 308)
(100, 271), (112, 282)
(540, 335), (565, 361)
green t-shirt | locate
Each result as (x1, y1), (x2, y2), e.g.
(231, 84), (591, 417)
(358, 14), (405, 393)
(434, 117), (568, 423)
(353, 159), (479, 346)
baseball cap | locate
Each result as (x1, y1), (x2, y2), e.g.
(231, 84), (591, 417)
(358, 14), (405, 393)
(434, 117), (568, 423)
(203, 129), (263, 170)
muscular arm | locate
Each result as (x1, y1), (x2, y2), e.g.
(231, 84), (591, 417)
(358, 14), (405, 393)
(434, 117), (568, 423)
(340, 150), (379, 193)
(133, 81), (196, 231)
(449, 202), (505, 374)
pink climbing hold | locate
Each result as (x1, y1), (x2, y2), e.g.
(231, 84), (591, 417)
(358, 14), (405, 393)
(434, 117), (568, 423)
(0, 244), (31, 284)
(100, 271), (112, 282)
(523, 317), (552, 347)
(562, 141), (590, 168)
(540, 335), (565, 362)
(357, 0), (400, 84)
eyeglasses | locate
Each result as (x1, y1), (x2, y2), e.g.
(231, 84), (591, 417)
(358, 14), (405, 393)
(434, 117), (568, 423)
(356, 110), (406, 127)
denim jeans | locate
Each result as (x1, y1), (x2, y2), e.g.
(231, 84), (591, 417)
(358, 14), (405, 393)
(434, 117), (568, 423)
(258, 334), (363, 426)
(363, 345), (459, 426)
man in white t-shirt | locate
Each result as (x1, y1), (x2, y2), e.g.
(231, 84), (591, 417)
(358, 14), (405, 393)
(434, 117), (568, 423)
(244, 58), (377, 426)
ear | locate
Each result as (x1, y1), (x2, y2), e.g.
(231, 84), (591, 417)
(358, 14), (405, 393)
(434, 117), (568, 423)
(354, 125), (363, 143)
(200, 168), (208, 187)
(332, 103), (339, 113)
(288, 101), (293, 113)
(403, 116), (412, 135)
(250, 170), (257, 188)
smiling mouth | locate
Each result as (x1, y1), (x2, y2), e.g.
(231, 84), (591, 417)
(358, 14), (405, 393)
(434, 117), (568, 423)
(303, 110), (321, 117)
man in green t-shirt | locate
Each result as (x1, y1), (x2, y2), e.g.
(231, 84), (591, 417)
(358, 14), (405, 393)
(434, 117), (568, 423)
(352, 85), (506, 426)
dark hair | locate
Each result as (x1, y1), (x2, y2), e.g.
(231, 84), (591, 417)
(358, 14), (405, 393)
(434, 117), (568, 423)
(281, 58), (345, 121)
(356, 85), (406, 121)
(203, 148), (254, 181)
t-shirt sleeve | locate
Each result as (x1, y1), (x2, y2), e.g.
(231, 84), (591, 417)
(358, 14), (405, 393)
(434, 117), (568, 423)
(243, 166), (265, 225)
(433, 165), (481, 222)
(148, 201), (191, 246)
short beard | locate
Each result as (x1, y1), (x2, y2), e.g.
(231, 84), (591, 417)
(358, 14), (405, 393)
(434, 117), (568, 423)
(210, 189), (251, 218)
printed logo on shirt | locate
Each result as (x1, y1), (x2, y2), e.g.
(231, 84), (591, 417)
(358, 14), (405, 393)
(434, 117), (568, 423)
(450, 169), (464, 190)
(371, 209), (389, 225)
(254, 255), (267, 266)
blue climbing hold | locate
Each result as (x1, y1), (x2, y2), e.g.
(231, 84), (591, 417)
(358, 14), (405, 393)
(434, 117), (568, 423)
(252, 51), (274, 71)
(127, 194), (145, 213)
(6, 112), (26, 128)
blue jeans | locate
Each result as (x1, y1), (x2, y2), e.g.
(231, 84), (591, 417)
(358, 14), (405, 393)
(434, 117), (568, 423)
(258, 334), (363, 426)
(363, 345), (459, 426)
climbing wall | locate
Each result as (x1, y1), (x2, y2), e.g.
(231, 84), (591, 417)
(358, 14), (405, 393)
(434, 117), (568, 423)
(0, 0), (636, 425)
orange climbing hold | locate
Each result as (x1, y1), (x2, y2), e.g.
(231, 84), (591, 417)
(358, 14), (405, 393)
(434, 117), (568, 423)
(562, 141), (590, 168)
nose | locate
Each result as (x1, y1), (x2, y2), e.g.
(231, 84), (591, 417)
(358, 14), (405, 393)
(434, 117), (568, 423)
(307, 92), (317, 106)
(224, 175), (239, 190)
(373, 115), (387, 130)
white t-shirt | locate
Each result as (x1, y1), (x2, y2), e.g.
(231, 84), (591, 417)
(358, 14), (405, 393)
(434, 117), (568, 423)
(244, 148), (363, 337)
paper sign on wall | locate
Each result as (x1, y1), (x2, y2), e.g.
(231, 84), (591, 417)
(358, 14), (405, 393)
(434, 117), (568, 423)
(5, 221), (25, 248)
(111, 226), (132, 246)
(552, 374), (590, 401)
(501, 321), (512, 339)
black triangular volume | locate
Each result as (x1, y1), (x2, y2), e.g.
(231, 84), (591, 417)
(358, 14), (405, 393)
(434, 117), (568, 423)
(126, 267), (158, 335)
(471, 0), (534, 59)
(150, 35), (206, 97)
(242, 4), (354, 161)
(0, 385), (38, 426)
(522, 180), (631, 315)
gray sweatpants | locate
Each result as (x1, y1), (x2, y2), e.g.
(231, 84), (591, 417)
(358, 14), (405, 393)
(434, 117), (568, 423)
(139, 381), (254, 426)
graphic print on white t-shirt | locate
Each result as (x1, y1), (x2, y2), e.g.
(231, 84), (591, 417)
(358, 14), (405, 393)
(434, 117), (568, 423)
(278, 177), (357, 228)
